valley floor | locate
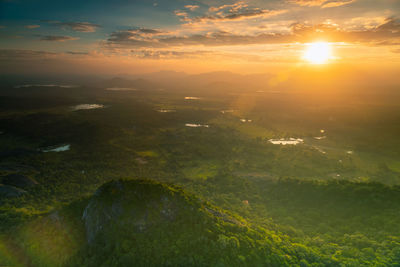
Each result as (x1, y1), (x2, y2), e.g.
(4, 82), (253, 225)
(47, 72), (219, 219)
(0, 83), (400, 266)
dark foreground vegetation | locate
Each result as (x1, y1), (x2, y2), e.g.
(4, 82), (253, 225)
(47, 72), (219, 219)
(0, 76), (400, 266)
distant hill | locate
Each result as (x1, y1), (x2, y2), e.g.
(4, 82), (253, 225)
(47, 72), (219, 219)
(138, 70), (188, 84)
(128, 71), (275, 92)
(101, 77), (157, 90)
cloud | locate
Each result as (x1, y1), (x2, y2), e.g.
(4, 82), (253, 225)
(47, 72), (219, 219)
(107, 27), (166, 45)
(289, 0), (326, 6)
(105, 28), (169, 47)
(175, 10), (189, 18)
(136, 28), (164, 34)
(193, 9), (287, 23)
(45, 21), (100, 32)
(184, 5), (199, 11)
(290, 0), (356, 8)
(376, 17), (400, 32)
(66, 51), (89, 55)
(58, 22), (100, 32)
(128, 48), (270, 62)
(290, 17), (400, 42)
(39, 35), (79, 42)
(107, 28), (291, 48)
(321, 0), (356, 8)
(105, 17), (400, 49)
(25, 25), (40, 29)
(343, 16), (388, 31)
(0, 49), (57, 60)
(130, 49), (213, 59)
(208, 1), (248, 12)
(175, 1), (286, 24)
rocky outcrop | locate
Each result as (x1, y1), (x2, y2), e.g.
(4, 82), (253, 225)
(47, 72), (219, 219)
(82, 179), (240, 244)
(1, 174), (38, 189)
(83, 180), (195, 243)
(0, 184), (27, 197)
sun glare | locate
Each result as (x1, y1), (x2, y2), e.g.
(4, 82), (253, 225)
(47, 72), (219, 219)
(303, 42), (332, 64)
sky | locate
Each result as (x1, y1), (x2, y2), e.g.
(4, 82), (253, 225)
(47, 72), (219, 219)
(1, 0), (400, 75)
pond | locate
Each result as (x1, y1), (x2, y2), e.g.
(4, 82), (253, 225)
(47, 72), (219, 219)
(106, 87), (137, 91)
(158, 109), (176, 113)
(268, 138), (304, 145)
(72, 104), (105, 111)
(185, 123), (209, 128)
(42, 144), (70, 152)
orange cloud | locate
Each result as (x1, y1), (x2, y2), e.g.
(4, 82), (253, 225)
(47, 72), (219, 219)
(189, 9), (287, 23)
(45, 21), (100, 32)
(290, 0), (356, 8)
(176, 1), (287, 24)
(184, 5), (199, 11)
(209, 1), (248, 12)
(105, 18), (400, 49)
(322, 0), (356, 8)
(39, 35), (79, 42)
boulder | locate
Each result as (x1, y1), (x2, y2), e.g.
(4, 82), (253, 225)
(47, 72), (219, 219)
(0, 184), (27, 197)
(1, 174), (38, 188)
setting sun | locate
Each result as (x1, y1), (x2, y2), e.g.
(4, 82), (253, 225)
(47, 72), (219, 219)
(303, 42), (332, 64)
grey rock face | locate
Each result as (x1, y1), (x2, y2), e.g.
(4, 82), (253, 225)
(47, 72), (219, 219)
(82, 180), (180, 244)
(0, 184), (27, 197)
(1, 174), (38, 189)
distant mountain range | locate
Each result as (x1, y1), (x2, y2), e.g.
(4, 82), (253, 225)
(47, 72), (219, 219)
(2, 68), (400, 94)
